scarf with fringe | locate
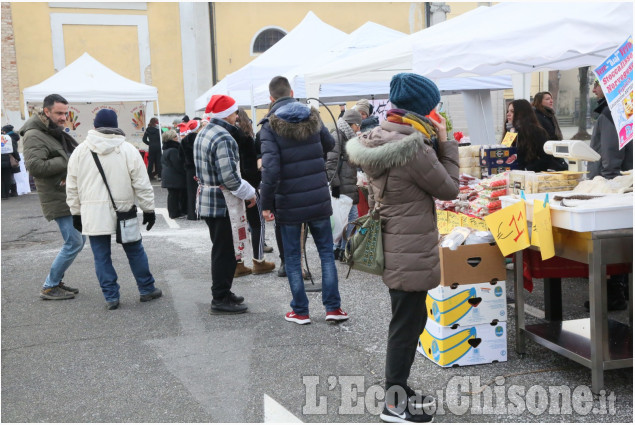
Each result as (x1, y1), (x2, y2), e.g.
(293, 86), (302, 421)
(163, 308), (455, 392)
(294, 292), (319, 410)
(385, 108), (439, 152)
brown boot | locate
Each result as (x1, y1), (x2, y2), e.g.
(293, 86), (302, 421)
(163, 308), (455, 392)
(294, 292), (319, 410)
(234, 260), (252, 278)
(252, 259), (275, 275)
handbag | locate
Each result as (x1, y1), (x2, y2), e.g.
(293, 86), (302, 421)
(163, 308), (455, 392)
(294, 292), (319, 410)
(9, 155), (20, 173)
(343, 171), (389, 277)
(91, 151), (142, 244)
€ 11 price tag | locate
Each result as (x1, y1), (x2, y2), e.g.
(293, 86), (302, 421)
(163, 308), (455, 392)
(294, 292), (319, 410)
(484, 200), (530, 256)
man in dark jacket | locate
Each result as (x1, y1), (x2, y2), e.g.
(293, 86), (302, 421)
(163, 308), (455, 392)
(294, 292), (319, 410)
(259, 76), (348, 325)
(20, 94), (85, 300)
(588, 80), (633, 179)
(586, 80), (631, 311)
(142, 117), (162, 180)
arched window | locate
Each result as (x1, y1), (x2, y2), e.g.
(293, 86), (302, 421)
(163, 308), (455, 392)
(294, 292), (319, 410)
(251, 27), (286, 55)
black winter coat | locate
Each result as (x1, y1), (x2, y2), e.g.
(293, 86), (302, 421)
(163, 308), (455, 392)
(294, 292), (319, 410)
(228, 126), (261, 189)
(161, 140), (186, 188)
(180, 132), (197, 170)
(259, 98), (335, 225)
(142, 126), (161, 152)
(534, 107), (562, 141)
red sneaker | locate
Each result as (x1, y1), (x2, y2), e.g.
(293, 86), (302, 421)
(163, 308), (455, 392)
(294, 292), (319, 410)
(325, 308), (349, 322)
(285, 311), (311, 325)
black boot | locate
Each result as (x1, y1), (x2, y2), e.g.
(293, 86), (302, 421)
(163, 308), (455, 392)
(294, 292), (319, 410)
(211, 294), (247, 314)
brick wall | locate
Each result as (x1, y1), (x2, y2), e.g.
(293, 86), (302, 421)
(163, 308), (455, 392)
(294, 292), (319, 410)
(1, 2), (21, 120)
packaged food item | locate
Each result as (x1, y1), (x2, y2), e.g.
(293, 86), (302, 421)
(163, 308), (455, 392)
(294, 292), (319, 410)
(439, 226), (472, 250)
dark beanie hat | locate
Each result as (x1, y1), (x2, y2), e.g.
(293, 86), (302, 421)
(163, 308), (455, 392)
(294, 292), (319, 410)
(1, 125), (14, 134)
(94, 109), (118, 129)
(389, 73), (440, 116)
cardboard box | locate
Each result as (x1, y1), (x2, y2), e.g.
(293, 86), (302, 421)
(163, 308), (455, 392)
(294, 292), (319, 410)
(480, 147), (518, 166)
(481, 165), (513, 177)
(426, 280), (507, 326)
(418, 320), (507, 367)
(439, 242), (506, 286)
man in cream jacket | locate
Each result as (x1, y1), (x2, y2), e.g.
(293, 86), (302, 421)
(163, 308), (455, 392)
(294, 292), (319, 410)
(66, 109), (162, 310)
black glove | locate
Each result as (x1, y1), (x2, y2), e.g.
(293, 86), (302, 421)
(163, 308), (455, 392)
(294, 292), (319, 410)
(142, 211), (156, 231)
(331, 186), (340, 199)
(72, 215), (82, 233)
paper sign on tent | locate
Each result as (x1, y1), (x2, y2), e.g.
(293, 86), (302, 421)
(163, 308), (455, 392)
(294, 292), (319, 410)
(484, 200), (530, 256)
(531, 200), (555, 260)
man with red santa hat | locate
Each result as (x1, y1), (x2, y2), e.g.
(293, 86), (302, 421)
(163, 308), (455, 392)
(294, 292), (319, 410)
(194, 95), (257, 314)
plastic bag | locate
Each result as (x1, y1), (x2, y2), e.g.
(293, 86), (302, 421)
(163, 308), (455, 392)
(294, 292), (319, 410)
(330, 194), (353, 243)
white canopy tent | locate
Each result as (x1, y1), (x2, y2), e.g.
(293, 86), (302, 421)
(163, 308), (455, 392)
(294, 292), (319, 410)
(23, 52), (159, 108)
(23, 53), (160, 147)
(196, 12), (513, 126)
(412, 2), (633, 82)
(195, 11), (347, 111)
(303, 6), (516, 144)
(304, 3), (633, 144)
(249, 21), (408, 106)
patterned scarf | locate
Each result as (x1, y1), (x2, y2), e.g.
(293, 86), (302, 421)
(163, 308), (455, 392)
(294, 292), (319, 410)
(385, 108), (439, 152)
(336, 117), (357, 141)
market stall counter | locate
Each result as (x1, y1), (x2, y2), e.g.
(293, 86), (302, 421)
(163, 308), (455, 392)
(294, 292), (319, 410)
(502, 192), (633, 393)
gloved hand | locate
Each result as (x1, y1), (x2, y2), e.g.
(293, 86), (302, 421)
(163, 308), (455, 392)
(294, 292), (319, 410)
(142, 211), (156, 231)
(72, 215), (82, 233)
(331, 186), (340, 199)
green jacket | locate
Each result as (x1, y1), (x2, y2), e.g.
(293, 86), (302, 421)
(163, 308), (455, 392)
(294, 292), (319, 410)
(20, 113), (75, 221)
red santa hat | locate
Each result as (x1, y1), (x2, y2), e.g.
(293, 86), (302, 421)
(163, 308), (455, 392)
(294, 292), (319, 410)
(177, 122), (190, 137)
(187, 119), (200, 133)
(205, 94), (238, 118)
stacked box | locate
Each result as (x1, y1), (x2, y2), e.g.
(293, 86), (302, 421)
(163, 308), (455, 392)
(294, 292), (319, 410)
(480, 146), (518, 177)
(419, 242), (508, 367)
(458, 145), (481, 178)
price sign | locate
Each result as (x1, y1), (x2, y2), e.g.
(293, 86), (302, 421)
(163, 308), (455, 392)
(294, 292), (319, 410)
(437, 210), (448, 234)
(501, 131), (518, 147)
(447, 211), (461, 231)
(472, 216), (488, 232)
(531, 200), (555, 260)
(484, 200), (530, 256)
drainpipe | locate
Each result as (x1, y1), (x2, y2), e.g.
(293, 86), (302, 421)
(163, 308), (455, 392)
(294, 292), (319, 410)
(208, 2), (218, 85)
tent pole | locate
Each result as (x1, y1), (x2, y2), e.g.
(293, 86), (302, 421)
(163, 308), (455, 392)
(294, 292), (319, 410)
(155, 100), (162, 127)
(250, 84), (257, 134)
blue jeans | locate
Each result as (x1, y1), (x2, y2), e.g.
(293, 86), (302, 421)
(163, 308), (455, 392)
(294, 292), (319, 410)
(335, 204), (359, 251)
(44, 215), (86, 288)
(280, 217), (341, 316)
(89, 235), (156, 302)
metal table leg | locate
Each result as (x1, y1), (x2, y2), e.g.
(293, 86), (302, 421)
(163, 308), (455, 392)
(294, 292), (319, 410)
(515, 250), (526, 354)
(544, 278), (563, 321)
(589, 238), (608, 394)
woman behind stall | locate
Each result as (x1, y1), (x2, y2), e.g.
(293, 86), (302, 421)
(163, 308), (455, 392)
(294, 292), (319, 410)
(161, 129), (187, 218)
(532, 91), (563, 141)
(508, 99), (567, 172)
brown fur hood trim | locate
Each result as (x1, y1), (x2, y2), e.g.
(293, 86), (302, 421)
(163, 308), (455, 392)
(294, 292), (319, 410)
(269, 107), (321, 141)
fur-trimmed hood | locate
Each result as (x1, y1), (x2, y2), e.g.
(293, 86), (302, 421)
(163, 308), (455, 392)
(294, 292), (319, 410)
(346, 121), (433, 179)
(269, 105), (321, 141)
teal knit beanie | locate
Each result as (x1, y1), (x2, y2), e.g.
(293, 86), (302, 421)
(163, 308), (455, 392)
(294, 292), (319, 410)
(389, 73), (440, 116)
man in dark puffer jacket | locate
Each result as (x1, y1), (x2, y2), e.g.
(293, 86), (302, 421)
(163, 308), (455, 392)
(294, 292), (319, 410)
(259, 76), (349, 325)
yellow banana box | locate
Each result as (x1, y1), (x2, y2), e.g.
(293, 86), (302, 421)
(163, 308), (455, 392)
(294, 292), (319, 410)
(418, 320), (507, 367)
(426, 280), (507, 327)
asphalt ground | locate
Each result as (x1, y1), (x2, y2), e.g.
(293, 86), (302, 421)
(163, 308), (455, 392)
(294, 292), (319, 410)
(1, 184), (632, 423)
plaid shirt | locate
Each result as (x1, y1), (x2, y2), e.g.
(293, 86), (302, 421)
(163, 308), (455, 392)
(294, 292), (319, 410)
(193, 118), (242, 217)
